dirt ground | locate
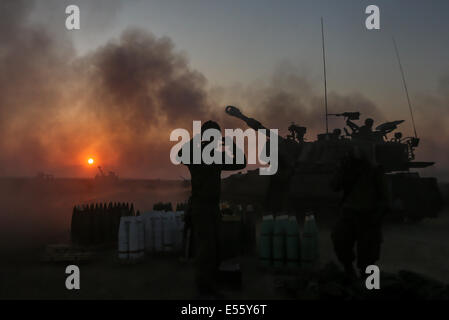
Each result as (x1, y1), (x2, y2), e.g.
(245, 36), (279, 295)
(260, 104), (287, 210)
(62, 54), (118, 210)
(0, 178), (448, 299)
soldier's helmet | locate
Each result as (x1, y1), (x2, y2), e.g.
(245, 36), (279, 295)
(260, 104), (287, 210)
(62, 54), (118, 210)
(365, 118), (374, 128)
(201, 120), (221, 144)
(201, 120), (221, 134)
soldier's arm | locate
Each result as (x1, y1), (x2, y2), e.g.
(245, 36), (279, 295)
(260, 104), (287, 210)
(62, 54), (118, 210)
(346, 119), (359, 132)
(221, 137), (247, 171)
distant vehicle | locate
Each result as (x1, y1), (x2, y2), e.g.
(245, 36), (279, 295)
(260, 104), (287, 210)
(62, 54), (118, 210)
(95, 166), (119, 185)
(35, 172), (54, 181)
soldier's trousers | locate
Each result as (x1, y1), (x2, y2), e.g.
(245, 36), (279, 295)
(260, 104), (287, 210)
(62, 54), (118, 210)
(191, 201), (221, 293)
(331, 208), (383, 271)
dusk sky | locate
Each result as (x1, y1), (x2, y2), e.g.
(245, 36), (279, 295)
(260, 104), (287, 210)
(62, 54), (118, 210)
(2, 0), (449, 180)
(32, 0), (449, 99)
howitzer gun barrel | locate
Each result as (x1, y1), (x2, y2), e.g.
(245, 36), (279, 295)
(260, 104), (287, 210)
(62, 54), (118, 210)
(328, 112), (360, 120)
(225, 106), (267, 131)
(225, 106), (288, 145)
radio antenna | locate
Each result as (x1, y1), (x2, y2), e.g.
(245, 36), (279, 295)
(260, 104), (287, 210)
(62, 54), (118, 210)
(321, 17), (329, 134)
(393, 37), (418, 138)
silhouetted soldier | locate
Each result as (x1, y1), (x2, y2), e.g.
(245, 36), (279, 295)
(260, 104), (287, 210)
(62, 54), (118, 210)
(183, 196), (194, 259)
(178, 120), (246, 297)
(347, 118), (374, 140)
(330, 148), (389, 279)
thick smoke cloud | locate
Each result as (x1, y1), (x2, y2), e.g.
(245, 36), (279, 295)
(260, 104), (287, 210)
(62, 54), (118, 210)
(76, 29), (212, 177)
(0, 0), (211, 178)
(212, 64), (385, 139)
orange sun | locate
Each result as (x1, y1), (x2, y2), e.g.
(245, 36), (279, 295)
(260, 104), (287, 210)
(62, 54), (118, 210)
(87, 158), (94, 165)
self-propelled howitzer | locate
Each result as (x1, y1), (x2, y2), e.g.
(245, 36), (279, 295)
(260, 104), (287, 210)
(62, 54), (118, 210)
(221, 106), (443, 222)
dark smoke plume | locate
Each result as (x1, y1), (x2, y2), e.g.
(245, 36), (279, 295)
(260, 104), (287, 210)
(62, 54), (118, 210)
(0, 0), (212, 179)
(211, 65), (385, 139)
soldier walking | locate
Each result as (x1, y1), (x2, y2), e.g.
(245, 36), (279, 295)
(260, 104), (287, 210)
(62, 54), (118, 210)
(330, 148), (389, 279)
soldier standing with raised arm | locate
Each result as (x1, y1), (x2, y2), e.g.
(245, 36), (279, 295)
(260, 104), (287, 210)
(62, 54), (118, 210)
(179, 120), (246, 298)
(330, 148), (389, 279)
